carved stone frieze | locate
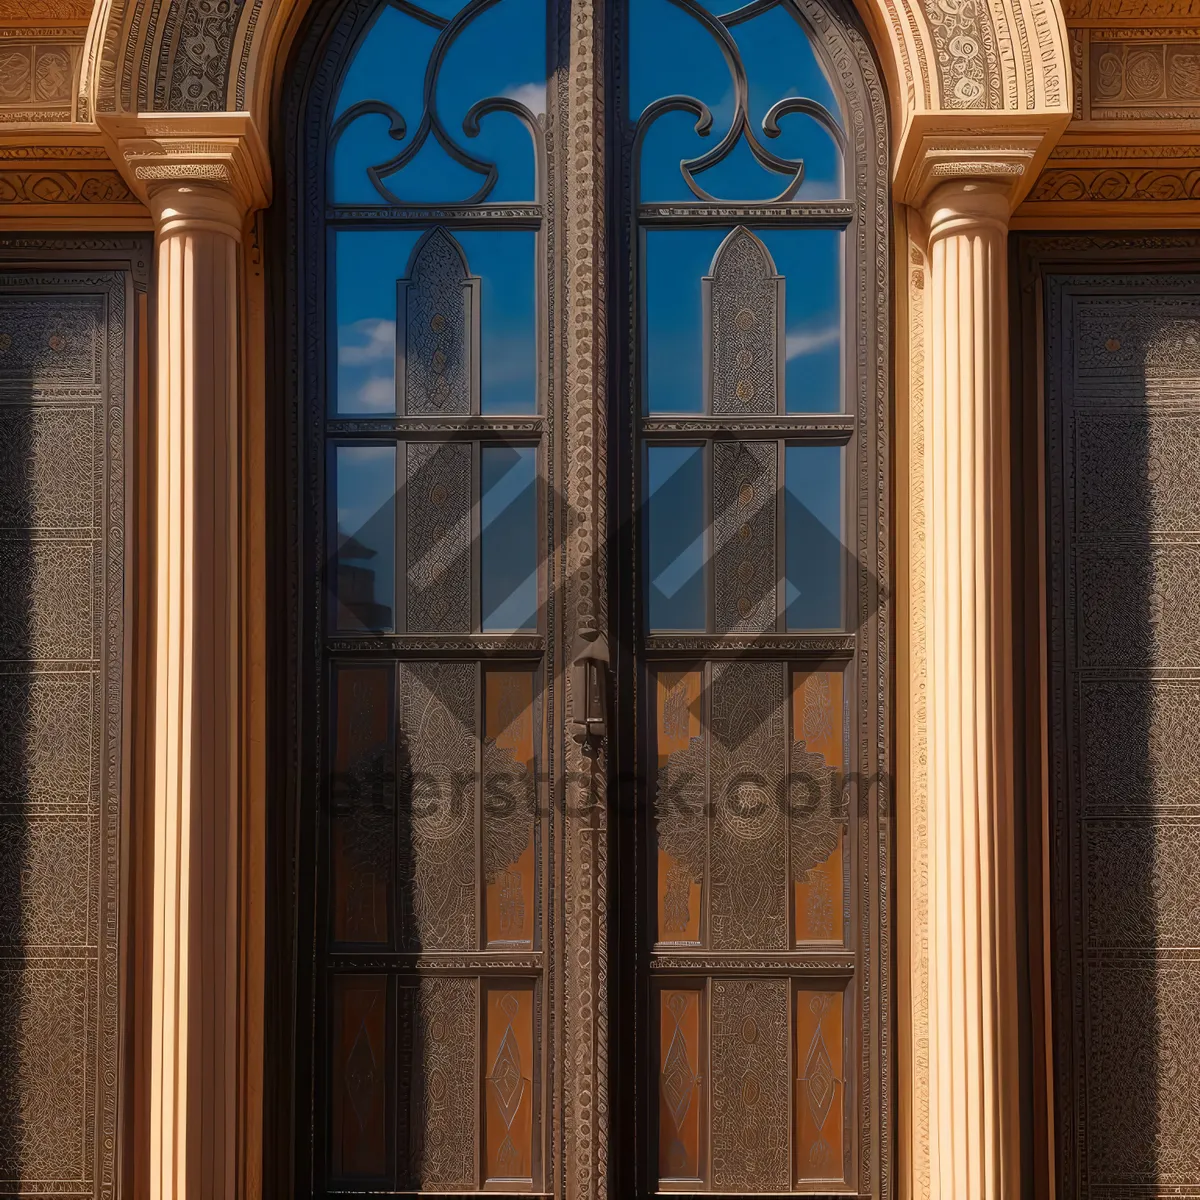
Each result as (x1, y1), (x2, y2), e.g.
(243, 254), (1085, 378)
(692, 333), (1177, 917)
(0, 169), (135, 203)
(0, 34), (80, 122)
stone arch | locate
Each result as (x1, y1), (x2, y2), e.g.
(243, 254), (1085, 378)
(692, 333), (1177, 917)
(81, 0), (1071, 200)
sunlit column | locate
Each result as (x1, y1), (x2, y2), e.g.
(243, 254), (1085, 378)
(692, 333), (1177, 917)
(105, 115), (270, 1199)
(923, 178), (1020, 1200)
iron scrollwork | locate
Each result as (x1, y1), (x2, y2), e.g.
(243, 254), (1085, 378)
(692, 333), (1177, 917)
(631, 0), (846, 203)
(328, 0), (546, 205)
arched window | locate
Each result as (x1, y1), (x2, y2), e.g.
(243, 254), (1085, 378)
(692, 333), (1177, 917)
(280, 0), (887, 1192)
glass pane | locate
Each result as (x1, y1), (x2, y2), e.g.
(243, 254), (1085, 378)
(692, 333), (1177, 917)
(330, 0), (543, 205)
(333, 444), (396, 631)
(631, 0), (843, 203)
(335, 230), (420, 415)
(646, 445), (706, 631)
(761, 228), (843, 414)
(481, 445), (538, 630)
(456, 230), (538, 414)
(645, 228), (842, 415)
(785, 444), (843, 630)
(335, 229), (537, 417)
(644, 228), (727, 414)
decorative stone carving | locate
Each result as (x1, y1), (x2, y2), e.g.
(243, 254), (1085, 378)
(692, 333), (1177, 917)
(0, 266), (129, 1200)
(0, 37), (81, 121)
(1045, 272), (1200, 1197)
(712, 440), (777, 634)
(405, 441), (471, 632)
(0, 170), (135, 203)
(399, 229), (480, 417)
(704, 229), (784, 417)
(710, 978), (790, 1189)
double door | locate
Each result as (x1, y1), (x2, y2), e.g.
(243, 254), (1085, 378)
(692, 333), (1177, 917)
(282, 0), (890, 1192)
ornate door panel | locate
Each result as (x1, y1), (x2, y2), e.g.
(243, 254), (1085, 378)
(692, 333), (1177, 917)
(1046, 273), (1200, 1196)
(612, 0), (890, 1193)
(0, 253), (143, 1198)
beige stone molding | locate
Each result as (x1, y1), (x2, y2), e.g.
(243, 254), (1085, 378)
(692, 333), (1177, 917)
(97, 111), (270, 215)
(911, 178), (1020, 1199)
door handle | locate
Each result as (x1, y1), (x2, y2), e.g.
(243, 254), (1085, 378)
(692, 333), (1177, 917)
(569, 627), (610, 742)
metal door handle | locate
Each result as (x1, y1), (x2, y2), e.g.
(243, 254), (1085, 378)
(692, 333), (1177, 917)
(569, 627), (609, 742)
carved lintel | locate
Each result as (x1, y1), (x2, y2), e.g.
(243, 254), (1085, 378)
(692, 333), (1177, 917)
(97, 111), (271, 218)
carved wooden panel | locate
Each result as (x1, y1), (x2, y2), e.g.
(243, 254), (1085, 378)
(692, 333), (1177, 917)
(704, 229), (784, 416)
(483, 982), (536, 1183)
(654, 669), (705, 946)
(711, 978), (790, 1189)
(400, 661), (478, 951)
(795, 987), (845, 1184)
(658, 985), (704, 1183)
(405, 441), (472, 633)
(1047, 274), (1200, 1195)
(399, 229), (480, 417)
(713, 440), (777, 633)
(0, 270), (128, 1197)
(482, 667), (537, 948)
(709, 661), (787, 950)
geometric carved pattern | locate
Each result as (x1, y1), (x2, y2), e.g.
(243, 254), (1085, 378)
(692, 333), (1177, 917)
(399, 662), (477, 950)
(711, 977), (789, 1190)
(403, 976), (478, 1190)
(1047, 275), (1200, 1195)
(405, 441), (471, 633)
(709, 661), (786, 950)
(0, 269), (128, 1196)
(399, 229), (479, 417)
(1072, 295), (1200, 401)
(705, 228), (783, 416)
(713, 440), (777, 633)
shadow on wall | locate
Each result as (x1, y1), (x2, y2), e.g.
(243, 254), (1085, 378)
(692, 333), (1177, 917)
(1049, 285), (1200, 1194)
(0, 365), (34, 1186)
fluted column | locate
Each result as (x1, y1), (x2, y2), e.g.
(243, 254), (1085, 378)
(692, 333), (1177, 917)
(99, 114), (271, 1200)
(147, 181), (244, 1199)
(923, 179), (1020, 1199)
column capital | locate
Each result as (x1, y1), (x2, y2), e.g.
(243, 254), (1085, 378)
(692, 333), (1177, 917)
(97, 111), (271, 229)
(923, 178), (1012, 242)
(897, 126), (1066, 213)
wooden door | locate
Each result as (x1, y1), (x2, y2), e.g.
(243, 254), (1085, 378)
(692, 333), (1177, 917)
(1043, 266), (1200, 1196)
(278, 0), (891, 1193)
(609, 0), (891, 1192)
